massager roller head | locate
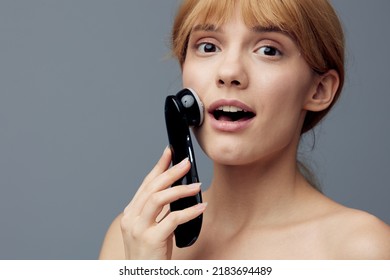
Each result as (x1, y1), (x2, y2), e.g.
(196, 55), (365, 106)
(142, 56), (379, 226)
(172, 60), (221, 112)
(175, 88), (204, 127)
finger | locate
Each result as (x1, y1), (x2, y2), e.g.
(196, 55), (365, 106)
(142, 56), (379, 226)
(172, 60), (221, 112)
(156, 206), (170, 223)
(140, 183), (201, 224)
(156, 202), (207, 240)
(145, 157), (191, 193)
(142, 146), (172, 187)
(128, 157), (191, 215)
(130, 147), (172, 205)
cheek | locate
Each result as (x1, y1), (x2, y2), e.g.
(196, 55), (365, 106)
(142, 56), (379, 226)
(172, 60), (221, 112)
(255, 69), (314, 139)
(182, 62), (205, 89)
(182, 60), (216, 101)
(262, 65), (314, 113)
(181, 63), (191, 86)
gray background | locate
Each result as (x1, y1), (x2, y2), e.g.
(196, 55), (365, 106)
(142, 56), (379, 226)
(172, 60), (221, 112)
(0, 0), (389, 259)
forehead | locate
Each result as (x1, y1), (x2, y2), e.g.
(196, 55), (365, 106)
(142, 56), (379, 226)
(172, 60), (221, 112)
(187, 0), (296, 35)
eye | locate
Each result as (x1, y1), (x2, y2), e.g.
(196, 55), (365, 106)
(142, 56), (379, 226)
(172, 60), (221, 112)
(197, 42), (220, 53)
(257, 46), (282, 56)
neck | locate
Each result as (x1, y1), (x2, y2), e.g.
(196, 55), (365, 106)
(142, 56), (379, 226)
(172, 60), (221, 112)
(204, 146), (312, 231)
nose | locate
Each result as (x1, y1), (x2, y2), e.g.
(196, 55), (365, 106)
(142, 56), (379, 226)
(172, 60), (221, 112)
(216, 53), (248, 89)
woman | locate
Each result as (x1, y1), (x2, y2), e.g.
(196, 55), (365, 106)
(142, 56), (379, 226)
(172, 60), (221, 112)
(99, 0), (390, 259)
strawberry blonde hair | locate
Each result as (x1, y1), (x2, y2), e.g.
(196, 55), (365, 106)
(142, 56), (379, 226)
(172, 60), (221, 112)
(171, 0), (345, 134)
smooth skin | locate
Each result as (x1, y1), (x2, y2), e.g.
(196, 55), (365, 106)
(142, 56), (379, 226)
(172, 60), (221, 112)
(99, 11), (390, 260)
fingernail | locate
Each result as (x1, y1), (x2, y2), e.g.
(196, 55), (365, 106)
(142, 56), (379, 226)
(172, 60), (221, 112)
(195, 202), (208, 211)
(164, 145), (171, 154)
(178, 157), (189, 168)
(162, 146), (169, 157)
(187, 182), (201, 189)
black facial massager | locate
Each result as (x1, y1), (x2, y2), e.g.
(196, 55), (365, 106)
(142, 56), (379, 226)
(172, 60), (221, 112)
(164, 88), (204, 248)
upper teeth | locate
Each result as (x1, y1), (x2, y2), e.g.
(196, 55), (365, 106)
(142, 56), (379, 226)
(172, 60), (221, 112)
(217, 105), (246, 113)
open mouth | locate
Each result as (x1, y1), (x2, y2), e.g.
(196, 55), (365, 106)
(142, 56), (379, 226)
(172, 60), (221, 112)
(212, 105), (256, 122)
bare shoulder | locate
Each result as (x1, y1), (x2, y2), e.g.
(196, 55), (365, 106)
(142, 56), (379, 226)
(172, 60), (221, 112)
(99, 213), (126, 260)
(328, 207), (390, 259)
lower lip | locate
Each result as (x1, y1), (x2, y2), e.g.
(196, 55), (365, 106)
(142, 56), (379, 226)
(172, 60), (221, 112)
(208, 113), (254, 132)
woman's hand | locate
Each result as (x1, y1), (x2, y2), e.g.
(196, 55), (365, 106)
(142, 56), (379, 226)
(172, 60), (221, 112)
(120, 147), (207, 259)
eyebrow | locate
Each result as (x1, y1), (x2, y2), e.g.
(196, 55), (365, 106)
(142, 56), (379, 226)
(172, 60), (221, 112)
(252, 25), (294, 41)
(192, 23), (285, 35)
(251, 25), (284, 34)
(192, 24), (220, 33)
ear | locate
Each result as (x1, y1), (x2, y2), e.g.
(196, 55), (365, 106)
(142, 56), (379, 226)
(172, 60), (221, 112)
(304, 70), (340, 112)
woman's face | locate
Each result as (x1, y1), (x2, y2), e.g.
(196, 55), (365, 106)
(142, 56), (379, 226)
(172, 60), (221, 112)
(182, 11), (319, 166)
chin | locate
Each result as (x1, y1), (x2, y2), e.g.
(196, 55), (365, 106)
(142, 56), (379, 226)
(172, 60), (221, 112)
(197, 134), (295, 169)
(201, 141), (257, 166)
(194, 128), (254, 165)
